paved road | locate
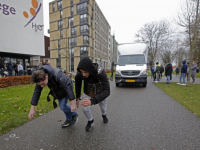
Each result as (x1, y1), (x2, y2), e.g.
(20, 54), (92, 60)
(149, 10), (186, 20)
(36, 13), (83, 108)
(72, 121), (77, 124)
(0, 77), (200, 150)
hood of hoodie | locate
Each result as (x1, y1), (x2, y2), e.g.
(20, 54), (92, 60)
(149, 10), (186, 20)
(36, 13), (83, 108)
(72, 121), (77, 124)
(77, 57), (95, 75)
(182, 60), (186, 64)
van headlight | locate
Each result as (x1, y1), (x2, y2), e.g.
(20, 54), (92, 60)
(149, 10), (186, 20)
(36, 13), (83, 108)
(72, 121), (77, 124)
(115, 70), (121, 75)
(140, 69), (147, 75)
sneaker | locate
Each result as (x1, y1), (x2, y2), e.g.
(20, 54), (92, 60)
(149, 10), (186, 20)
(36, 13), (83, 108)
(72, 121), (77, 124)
(155, 81), (158, 83)
(181, 84), (186, 85)
(166, 82), (170, 84)
(61, 120), (70, 127)
(102, 114), (108, 123)
(70, 113), (79, 126)
(61, 113), (78, 128)
(85, 119), (94, 131)
(177, 83), (181, 84)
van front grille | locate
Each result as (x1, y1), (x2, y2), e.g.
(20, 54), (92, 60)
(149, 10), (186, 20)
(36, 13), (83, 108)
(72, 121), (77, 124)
(121, 70), (140, 76)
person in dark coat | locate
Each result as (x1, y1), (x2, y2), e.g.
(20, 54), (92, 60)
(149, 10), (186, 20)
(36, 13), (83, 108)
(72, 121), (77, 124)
(75, 57), (110, 131)
(27, 63), (32, 75)
(28, 65), (78, 127)
(165, 62), (172, 84)
(13, 63), (18, 76)
(7, 62), (13, 76)
(177, 60), (187, 85)
(175, 67), (180, 76)
(160, 65), (164, 79)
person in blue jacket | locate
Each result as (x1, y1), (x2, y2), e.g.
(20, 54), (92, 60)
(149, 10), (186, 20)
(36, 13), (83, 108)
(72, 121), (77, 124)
(28, 65), (78, 127)
(7, 62), (13, 76)
(177, 60), (187, 85)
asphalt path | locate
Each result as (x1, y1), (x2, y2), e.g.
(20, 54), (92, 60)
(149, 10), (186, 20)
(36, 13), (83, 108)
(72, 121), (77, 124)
(0, 77), (200, 150)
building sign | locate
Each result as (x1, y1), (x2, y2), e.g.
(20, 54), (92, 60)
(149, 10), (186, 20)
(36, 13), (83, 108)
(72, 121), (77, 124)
(0, 0), (44, 56)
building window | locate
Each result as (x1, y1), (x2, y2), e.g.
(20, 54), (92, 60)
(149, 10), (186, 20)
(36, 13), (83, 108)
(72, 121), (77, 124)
(80, 25), (89, 34)
(60, 10), (63, 18)
(52, 3), (55, 12)
(80, 47), (88, 56)
(58, 49), (61, 58)
(57, 58), (61, 68)
(58, 40), (61, 48)
(71, 27), (77, 35)
(69, 18), (74, 26)
(58, 20), (63, 29)
(71, 0), (73, 5)
(77, 2), (87, 13)
(69, 38), (77, 46)
(70, 48), (74, 56)
(60, 30), (63, 38)
(83, 36), (89, 45)
(80, 14), (88, 23)
(48, 47), (50, 51)
(71, 7), (73, 15)
(58, 0), (62, 10)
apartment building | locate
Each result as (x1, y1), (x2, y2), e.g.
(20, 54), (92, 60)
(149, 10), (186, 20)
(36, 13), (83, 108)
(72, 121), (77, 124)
(49, 0), (117, 72)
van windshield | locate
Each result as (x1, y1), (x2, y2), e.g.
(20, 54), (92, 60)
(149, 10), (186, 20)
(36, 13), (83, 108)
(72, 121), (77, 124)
(118, 55), (146, 65)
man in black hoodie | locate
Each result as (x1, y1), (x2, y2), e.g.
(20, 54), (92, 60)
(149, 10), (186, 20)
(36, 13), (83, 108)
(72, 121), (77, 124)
(28, 65), (78, 127)
(75, 57), (110, 131)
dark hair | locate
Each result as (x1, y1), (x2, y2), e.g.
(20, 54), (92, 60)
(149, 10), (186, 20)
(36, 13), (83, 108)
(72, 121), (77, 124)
(156, 62), (159, 64)
(31, 70), (47, 83)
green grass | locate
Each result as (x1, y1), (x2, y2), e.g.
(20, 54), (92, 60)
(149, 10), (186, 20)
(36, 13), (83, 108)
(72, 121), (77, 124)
(155, 82), (200, 117)
(0, 84), (54, 135)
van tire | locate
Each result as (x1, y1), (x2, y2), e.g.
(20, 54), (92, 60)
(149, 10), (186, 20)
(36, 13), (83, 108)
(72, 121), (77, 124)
(116, 83), (119, 87)
(143, 83), (147, 87)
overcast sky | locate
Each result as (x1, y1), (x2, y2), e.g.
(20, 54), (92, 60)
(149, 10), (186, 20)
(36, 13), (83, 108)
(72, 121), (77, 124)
(43, 0), (183, 43)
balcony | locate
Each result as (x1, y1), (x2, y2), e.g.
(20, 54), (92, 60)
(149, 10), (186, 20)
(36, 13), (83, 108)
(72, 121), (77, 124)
(77, 7), (88, 13)
(80, 18), (88, 23)
(83, 40), (89, 45)
(80, 29), (89, 35)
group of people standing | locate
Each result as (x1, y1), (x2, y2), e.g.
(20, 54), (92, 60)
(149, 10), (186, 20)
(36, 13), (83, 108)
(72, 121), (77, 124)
(28, 57), (110, 131)
(151, 60), (198, 85)
(0, 62), (32, 77)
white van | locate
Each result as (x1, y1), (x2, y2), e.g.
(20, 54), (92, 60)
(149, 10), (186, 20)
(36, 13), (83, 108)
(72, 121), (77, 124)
(115, 43), (148, 87)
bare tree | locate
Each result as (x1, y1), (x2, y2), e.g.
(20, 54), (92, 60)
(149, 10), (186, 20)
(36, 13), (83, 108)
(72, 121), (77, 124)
(160, 39), (177, 64)
(174, 0), (200, 86)
(135, 20), (171, 64)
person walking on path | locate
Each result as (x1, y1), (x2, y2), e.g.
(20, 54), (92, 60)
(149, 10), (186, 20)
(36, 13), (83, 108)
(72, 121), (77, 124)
(18, 62), (23, 76)
(27, 63), (32, 75)
(160, 65), (164, 79)
(165, 62), (172, 84)
(28, 65), (78, 127)
(13, 63), (18, 76)
(191, 61), (197, 83)
(175, 67), (180, 77)
(7, 62), (13, 76)
(151, 64), (155, 79)
(75, 57), (110, 131)
(177, 60), (187, 85)
(155, 62), (161, 82)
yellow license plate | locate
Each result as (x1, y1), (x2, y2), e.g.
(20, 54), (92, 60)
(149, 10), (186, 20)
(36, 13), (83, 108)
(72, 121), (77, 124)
(126, 80), (135, 82)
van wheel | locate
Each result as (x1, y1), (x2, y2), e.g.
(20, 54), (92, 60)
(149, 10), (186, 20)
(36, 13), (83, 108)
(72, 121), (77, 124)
(143, 83), (147, 87)
(116, 83), (119, 87)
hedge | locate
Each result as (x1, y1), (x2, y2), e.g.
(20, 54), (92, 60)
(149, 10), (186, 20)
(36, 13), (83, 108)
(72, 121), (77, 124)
(0, 76), (32, 88)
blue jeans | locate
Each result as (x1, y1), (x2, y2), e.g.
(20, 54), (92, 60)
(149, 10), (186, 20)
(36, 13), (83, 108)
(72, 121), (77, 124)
(58, 97), (76, 121)
(179, 73), (186, 84)
(167, 75), (170, 83)
(8, 70), (12, 76)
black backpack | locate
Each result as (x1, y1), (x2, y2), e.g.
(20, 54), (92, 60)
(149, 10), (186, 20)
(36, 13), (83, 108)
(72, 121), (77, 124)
(196, 68), (199, 73)
(47, 68), (74, 108)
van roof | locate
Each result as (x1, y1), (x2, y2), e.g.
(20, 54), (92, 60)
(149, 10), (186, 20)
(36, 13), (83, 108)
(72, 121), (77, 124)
(118, 43), (147, 55)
